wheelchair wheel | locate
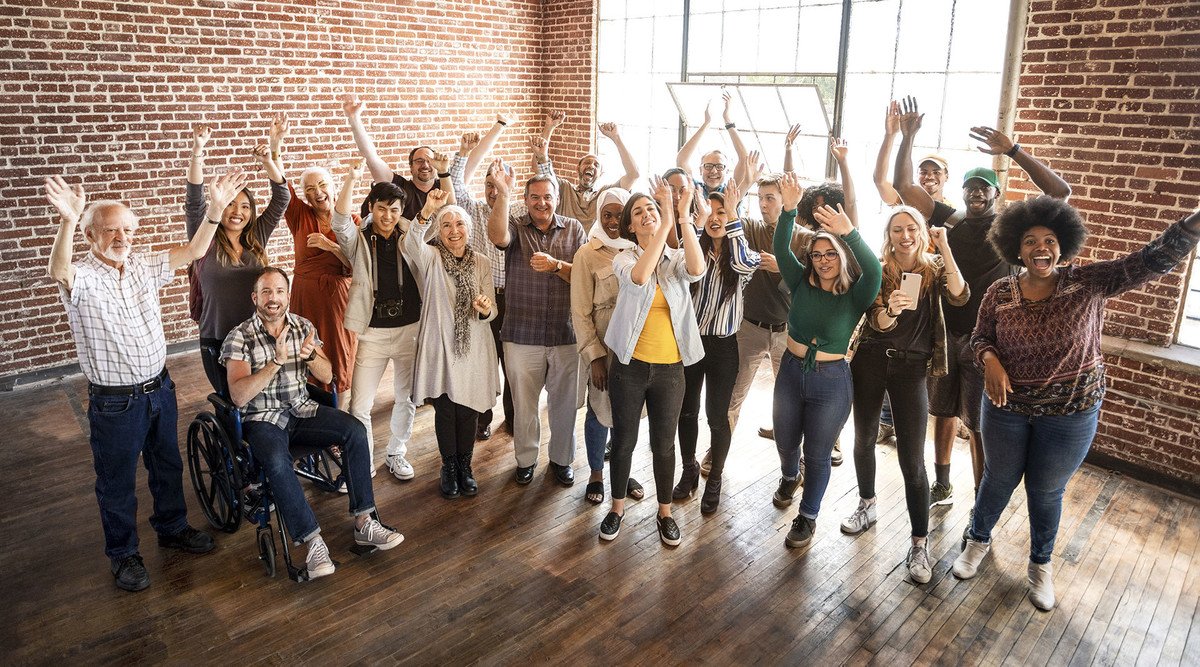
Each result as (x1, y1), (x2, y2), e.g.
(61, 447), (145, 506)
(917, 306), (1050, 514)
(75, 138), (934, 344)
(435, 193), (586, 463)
(304, 449), (344, 493)
(187, 412), (243, 533)
(256, 526), (276, 578)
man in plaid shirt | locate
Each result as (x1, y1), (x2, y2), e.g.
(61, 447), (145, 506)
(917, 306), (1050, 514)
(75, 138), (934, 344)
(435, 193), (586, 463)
(222, 267), (403, 580)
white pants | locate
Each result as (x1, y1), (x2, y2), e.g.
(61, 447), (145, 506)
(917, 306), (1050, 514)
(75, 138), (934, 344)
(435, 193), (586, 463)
(350, 323), (419, 463)
(503, 342), (579, 468)
(728, 319), (788, 431)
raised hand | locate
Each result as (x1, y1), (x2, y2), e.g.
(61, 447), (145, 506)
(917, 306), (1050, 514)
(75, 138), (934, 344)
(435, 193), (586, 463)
(969, 126), (1016, 156)
(421, 188), (449, 218)
(691, 188), (710, 228)
(702, 99), (714, 126)
(208, 169), (250, 211)
(543, 110), (566, 132)
(884, 100), (900, 136)
(472, 293), (493, 316)
(785, 123), (802, 147)
(813, 203), (853, 237)
(273, 328), (291, 365)
(758, 252), (779, 273)
(45, 176), (86, 222)
(192, 124), (212, 153)
(780, 171), (803, 211)
(432, 151), (451, 174)
(297, 330), (317, 363)
(252, 144), (272, 166)
(650, 174), (672, 207)
(929, 226), (951, 254)
(829, 137), (849, 162)
(346, 158), (365, 181)
(460, 131), (480, 155)
(723, 180), (743, 217)
(721, 88), (735, 124)
(745, 149), (764, 184)
(269, 112), (289, 149)
(598, 121), (620, 141)
(497, 112), (515, 126)
(306, 232), (338, 253)
(530, 135), (548, 163)
(340, 93), (363, 118)
(898, 96), (923, 137)
(490, 159), (514, 196)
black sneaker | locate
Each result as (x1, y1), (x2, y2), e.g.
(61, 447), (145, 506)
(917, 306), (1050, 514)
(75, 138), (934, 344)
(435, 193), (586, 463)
(785, 515), (816, 552)
(599, 511), (623, 541)
(111, 554), (150, 592)
(772, 474), (803, 508)
(158, 525), (216, 554)
(657, 515), (681, 546)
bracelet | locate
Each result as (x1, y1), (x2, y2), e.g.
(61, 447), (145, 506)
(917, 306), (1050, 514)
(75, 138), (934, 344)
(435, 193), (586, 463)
(305, 349), (317, 362)
(497, 119), (507, 126)
(437, 172), (450, 179)
(724, 122), (736, 130)
(271, 358), (284, 367)
(1005, 143), (1020, 157)
(205, 217), (221, 225)
(885, 308), (899, 318)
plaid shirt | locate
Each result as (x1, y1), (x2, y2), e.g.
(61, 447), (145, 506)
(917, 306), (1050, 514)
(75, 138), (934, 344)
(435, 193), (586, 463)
(60, 251), (173, 386)
(499, 213), (586, 346)
(220, 311), (323, 428)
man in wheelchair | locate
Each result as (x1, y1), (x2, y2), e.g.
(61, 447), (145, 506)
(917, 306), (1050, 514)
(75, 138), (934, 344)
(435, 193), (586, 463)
(222, 267), (403, 578)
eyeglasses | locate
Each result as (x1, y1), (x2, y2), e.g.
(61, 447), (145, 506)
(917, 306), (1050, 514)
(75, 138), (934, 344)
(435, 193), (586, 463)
(701, 163), (726, 172)
(808, 250), (840, 262)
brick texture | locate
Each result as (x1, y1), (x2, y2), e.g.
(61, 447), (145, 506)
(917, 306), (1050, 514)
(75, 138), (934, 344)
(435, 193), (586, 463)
(0, 0), (598, 379)
(1012, 0), (1200, 488)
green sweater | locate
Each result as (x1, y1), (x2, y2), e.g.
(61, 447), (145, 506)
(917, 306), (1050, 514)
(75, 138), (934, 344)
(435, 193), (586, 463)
(773, 209), (882, 370)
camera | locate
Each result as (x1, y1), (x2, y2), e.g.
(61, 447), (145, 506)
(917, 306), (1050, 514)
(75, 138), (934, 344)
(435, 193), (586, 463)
(373, 298), (403, 319)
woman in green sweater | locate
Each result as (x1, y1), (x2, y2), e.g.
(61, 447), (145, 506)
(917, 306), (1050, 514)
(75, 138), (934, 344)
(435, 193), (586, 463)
(772, 172), (882, 553)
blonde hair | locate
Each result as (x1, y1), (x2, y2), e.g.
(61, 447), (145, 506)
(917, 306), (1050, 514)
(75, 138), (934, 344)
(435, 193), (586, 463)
(879, 205), (937, 298)
(804, 231), (859, 295)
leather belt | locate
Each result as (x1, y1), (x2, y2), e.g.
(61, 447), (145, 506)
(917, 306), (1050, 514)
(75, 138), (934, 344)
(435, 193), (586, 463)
(884, 349), (931, 361)
(745, 317), (786, 333)
(89, 368), (167, 396)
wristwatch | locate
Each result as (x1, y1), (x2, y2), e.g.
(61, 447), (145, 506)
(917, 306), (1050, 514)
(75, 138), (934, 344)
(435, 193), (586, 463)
(555, 259), (563, 272)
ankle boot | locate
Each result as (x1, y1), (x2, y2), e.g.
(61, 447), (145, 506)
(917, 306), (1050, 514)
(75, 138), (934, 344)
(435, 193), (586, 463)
(440, 456), (460, 499)
(457, 452), (478, 497)
(700, 474), (722, 514)
(672, 459), (700, 500)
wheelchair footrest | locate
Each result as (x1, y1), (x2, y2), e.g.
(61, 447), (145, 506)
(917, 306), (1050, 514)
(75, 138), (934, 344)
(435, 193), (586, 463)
(349, 544), (378, 556)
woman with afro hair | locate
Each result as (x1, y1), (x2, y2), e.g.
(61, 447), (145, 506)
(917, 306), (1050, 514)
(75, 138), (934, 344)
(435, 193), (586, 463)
(952, 196), (1200, 611)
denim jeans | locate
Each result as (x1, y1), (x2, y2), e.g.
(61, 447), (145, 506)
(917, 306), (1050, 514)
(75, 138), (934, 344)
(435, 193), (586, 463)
(584, 403), (608, 473)
(679, 334), (739, 477)
(243, 405), (376, 544)
(431, 394), (477, 458)
(773, 352), (853, 520)
(88, 370), (189, 562)
(608, 358), (685, 504)
(969, 400), (1101, 564)
(850, 344), (931, 537)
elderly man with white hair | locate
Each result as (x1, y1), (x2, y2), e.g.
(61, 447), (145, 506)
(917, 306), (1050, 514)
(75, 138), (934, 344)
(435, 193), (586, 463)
(45, 170), (247, 592)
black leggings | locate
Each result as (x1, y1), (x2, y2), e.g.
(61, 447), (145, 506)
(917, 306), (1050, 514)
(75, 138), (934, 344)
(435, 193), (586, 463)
(199, 337), (226, 394)
(850, 343), (931, 537)
(678, 334), (739, 477)
(608, 358), (685, 505)
(431, 394), (477, 459)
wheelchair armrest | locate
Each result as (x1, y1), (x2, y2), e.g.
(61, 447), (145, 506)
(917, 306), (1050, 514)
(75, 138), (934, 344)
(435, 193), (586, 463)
(306, 383), (337, 408)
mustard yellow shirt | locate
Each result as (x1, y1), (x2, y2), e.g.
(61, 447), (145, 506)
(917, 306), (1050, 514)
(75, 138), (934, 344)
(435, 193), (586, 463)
(632, 286), (681, 363)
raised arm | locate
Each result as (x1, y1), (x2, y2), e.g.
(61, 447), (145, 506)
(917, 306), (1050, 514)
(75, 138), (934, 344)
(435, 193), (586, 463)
(813, 203), (882, 308)
(721, 90), (751, 186)
(774, 172), (806, 290)
(45, 176), (86, 292)
(340, 93), (395, 184)
(970, 126), (1071, 200)
(268, 111), (288, 178)
(598, 122), (640, 190)
(169, 170), (250, 269)
(675, 100), (714, 178)
(404, 188), (448, 273)
(873, 101), (902, 205)
(929, 227), (968, 302)
(783, 124), (801, 175)
(678, 180), (707, 278)
(431, 151), (455, 206)
(719, 182), (761, 274)
(486, 158), (515, 248)
(185, 124), (212, 239)
(892, 97), (936, 220)
(188, 123), (211, 186)
(631, 177), (677, 285)
(464, 113), (512, 184)
(330, 159), (365, 256)
(830, 138), (859, 228)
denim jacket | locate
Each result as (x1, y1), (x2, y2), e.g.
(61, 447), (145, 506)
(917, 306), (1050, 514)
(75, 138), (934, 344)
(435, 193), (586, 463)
(604, 245), (706, 366)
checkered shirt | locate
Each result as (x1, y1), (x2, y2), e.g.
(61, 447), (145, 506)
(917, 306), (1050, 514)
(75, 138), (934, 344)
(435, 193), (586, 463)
(220, 311), (323, 428)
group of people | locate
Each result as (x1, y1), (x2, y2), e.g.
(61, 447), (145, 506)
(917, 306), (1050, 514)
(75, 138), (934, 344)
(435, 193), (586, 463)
(48, 92), (1198, 615)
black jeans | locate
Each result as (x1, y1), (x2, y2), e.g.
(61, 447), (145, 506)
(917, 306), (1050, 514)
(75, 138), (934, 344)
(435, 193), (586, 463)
(432, 394), (477, 459)
(679, 334), (739, 477)
(479, 290), (514, 428)
(850, 343), (931, 537)
(608, 357), (685, 505)
(199, 337), (226, 394)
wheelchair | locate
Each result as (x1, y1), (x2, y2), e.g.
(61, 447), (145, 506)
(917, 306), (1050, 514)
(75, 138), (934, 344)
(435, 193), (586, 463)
(186, 343), (373, 581)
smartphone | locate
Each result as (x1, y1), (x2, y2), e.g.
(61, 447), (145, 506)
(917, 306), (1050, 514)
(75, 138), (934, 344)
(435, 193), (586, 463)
(900, 272), (922, 310)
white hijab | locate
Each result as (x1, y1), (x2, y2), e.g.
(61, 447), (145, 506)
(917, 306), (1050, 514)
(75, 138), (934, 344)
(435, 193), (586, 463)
(588, 188), (636, 250)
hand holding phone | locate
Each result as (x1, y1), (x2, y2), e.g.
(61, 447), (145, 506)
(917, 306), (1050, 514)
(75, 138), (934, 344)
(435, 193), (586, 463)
(899, 272), (922, 311)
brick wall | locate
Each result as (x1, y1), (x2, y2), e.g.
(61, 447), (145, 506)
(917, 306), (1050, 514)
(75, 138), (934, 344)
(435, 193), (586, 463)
(0, 0), (599, 380)
(1011, 0), (1200, 490)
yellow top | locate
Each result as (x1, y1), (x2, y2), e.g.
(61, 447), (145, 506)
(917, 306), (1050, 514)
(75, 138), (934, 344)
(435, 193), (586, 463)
(632, 286), (681, 364)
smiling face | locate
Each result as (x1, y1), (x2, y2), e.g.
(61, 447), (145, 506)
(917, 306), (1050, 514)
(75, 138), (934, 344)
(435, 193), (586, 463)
(409, 147), (435, 185)
(599, 202), (623, 239)
(252, 271), (290, 323)
(705, 195), (728, 239)
(370, 199), (404, 236)
(888, 211), (926, 259)
(809, 238), (842, 287)
(1020, 224), (1060, 279)
(438, 210), (470, 255)
(301, 172), (332, 212)
(700, 151), (727, 189)
(758, 183), (782, 223)
(666, 172), (688, 210)
(919, 160), (948, 199)
(578, 155), (602, 189)
(524, 180), (557, 226)
(86, 204), (137, 267)
(963, 178), (998, 217)
(627, 195), (660, 245)
(222, 190), (252, 233)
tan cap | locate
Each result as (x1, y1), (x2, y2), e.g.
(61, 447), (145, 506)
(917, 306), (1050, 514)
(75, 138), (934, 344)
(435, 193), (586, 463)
(918, 154), (949, 171)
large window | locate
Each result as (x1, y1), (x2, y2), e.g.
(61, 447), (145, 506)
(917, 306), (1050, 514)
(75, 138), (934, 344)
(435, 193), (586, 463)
(1180, 258), (1200, 348)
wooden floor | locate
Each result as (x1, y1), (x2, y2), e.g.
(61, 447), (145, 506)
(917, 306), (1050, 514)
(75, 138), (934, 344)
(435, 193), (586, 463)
(2, 349), (1198, 666)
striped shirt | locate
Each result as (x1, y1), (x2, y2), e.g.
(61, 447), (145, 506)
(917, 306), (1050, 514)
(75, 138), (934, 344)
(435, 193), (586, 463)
(220, 312), (324, 429)
(60, 251), (173, 386)
(691, 220), (760, 337)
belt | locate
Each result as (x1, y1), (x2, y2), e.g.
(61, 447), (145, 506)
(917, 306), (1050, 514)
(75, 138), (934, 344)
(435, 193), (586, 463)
(89, 368), (167, 396)
(745, 317), (786, 333)
(884, 349), (931, 361)
(495, 287), (505, 295)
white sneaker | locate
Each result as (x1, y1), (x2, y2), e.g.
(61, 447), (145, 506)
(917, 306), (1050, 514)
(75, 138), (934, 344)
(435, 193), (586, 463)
(354, 517), (404, 550)
(1027, 561), (1056, 610)
(953, 538), (991, 579)
(840, 498), (878, 535)
(907, 544), (932, 584)
(386, 454), (414, 481)
(305, 536), (335, 579)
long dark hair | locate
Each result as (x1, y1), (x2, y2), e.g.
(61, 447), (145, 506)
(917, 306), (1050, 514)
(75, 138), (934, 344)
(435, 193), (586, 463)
(214, 188), (268, 267)
(692, 192), (739, 304)
(619, 193), (658, 243)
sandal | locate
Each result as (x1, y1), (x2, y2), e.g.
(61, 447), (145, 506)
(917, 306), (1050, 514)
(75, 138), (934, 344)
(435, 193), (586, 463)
(627, 477), (645, 501)
(585, 481), (604, 504)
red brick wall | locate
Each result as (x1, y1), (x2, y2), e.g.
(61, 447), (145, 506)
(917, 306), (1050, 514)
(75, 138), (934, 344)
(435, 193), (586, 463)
(0, 0), (605, 379)
(1011, 0), (1200, 489)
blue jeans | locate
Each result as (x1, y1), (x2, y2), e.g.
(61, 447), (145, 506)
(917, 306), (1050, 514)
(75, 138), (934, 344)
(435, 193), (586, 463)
(584, 403), (608, 474)
(243, 406), (376, 544)
(773, 352), (853, 520)
(969, 400), (1101, 564)
(88, 370), (189, 562)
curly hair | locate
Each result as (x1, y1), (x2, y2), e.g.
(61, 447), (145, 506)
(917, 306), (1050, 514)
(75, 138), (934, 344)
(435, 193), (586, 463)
(988, 195), (1088, 267)
(798, 181), (846, 230)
